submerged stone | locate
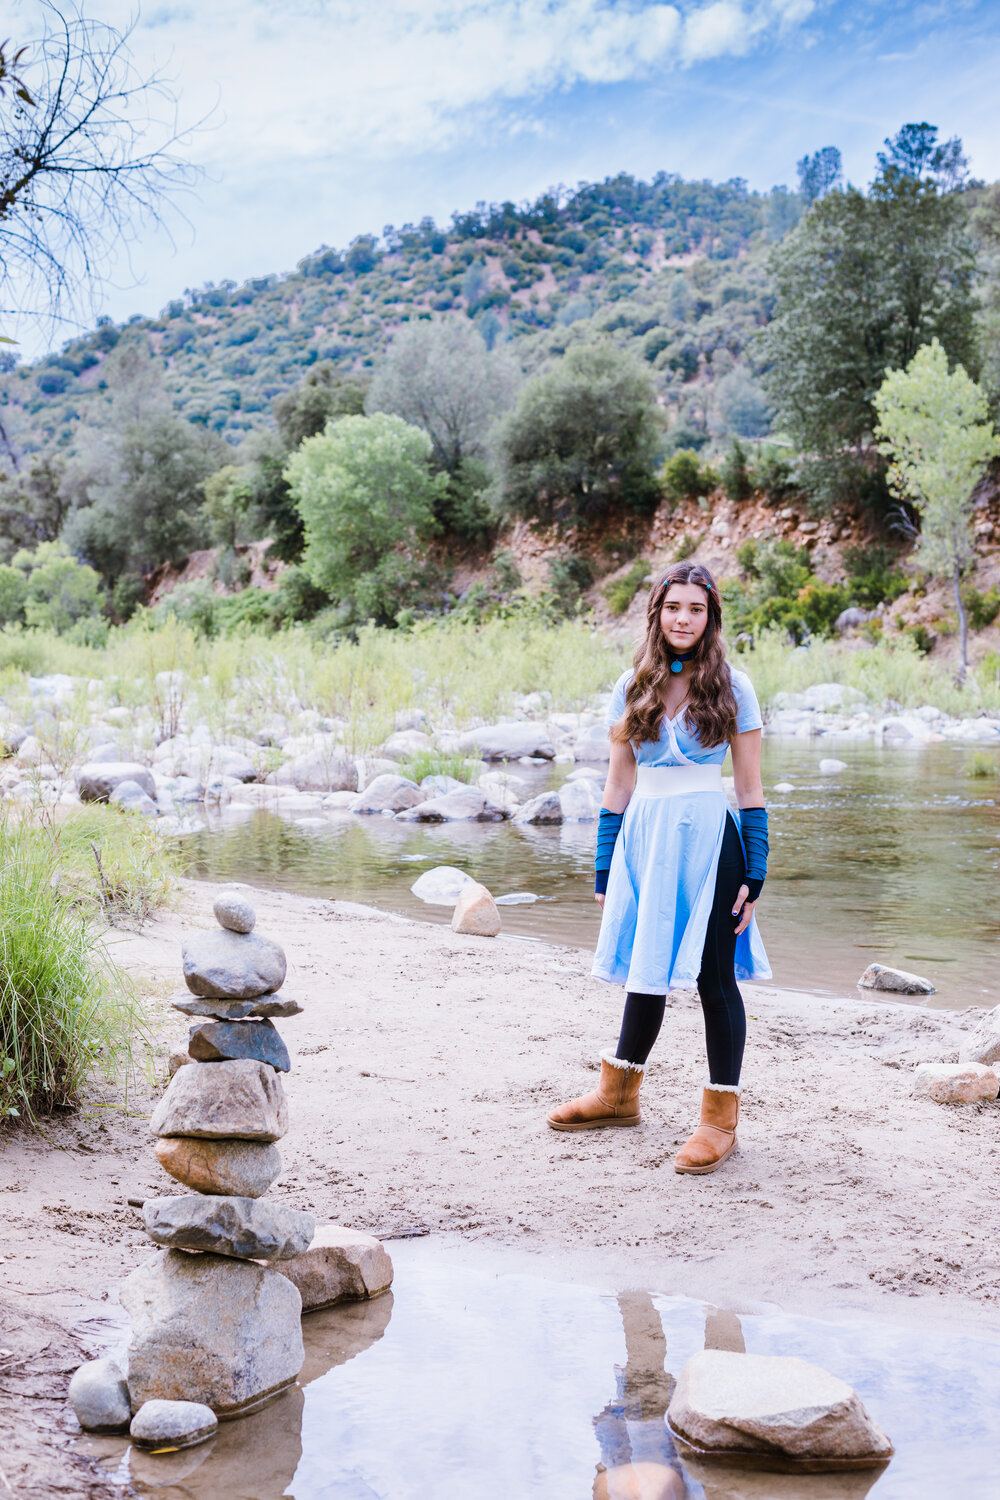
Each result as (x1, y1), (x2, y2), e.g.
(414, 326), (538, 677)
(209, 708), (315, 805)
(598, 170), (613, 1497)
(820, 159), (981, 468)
(182, 929), (286, 1000)
(143, 1194), (314, 1261)
(121, 1249), (304, 1417)
(68, 1357), (131, 1433)
(154, 1137), (282, 1199)
(188, 1017), (290, 1072)
(149, 1059), (288, 1143)
(130, 1399), (218, 1452)
(274, 1225), (394, 1310)
(667, 1350), (893, 1469)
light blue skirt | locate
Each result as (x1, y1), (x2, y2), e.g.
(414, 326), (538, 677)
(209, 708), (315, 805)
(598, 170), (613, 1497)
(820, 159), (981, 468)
(592, 764), (771, 993)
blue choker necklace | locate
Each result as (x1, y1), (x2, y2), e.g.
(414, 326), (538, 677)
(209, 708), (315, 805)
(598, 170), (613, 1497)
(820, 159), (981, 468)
(669, 650), (695, 674)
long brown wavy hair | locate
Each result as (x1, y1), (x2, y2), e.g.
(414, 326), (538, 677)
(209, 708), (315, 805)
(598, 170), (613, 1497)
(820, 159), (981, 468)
(610, 561), (738, 748)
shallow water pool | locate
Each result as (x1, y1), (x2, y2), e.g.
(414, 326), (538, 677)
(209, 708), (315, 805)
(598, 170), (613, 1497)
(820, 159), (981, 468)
(183, 739), (1000, 1009)
(82, 1238), (1000, 1499)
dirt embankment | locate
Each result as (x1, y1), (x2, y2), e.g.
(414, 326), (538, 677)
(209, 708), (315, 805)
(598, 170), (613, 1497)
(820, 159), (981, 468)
(3, 878), (999, 1495)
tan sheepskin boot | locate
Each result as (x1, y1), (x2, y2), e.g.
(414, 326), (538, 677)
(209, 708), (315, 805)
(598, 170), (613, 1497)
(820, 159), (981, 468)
(673, 1083), (740, 1174)
(547, 1054), (643, 1131)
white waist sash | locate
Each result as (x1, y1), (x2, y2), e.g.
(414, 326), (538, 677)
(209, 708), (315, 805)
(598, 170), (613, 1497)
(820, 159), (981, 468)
(633, 764), (723, 798)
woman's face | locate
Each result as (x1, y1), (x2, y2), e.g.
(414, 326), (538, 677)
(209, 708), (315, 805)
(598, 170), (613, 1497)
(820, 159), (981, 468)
(659, 582), (710, 653)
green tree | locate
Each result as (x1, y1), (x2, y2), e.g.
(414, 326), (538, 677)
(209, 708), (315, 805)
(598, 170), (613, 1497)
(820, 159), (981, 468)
(796, 146), (842, 205)
(13, 541), (105, 634)
(285, 413), (444, 624)
(273, 362), (367, 450)
(874, 339), (999, 682)
(760, 135), (977, 513)
(0, 563), (28, 623)
(495, 344), (661, 529)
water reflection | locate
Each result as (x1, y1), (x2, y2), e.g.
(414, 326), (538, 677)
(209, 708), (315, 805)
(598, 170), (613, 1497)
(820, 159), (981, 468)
(183, 741), (1000, 1008)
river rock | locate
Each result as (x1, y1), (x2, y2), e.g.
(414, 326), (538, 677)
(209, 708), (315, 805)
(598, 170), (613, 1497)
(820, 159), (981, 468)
(410, 865), (475, 904)
(121, 1249), (304, 1416)
(420, 773), (466, 796)
(818, 758), (848, 775)
(182, 929), (287, 999)
(911, 1062), (999, 1104)
(349, 773), (425, 814)
(593, 1465), (683, 1500)
(380, 729), (433, 760)
(130, 1399), (218, 1451)
(155, 1137), (283, 1198)
(457, 723), (556, 761)
(188, 1018), (290, 1072)
(168, 1048), (194, 1077)
(150, 1059), (288, 1142)
(558, 777), (601, 821)
(68, 1357), (131, 1433)
(513, 791), (563, 825)
(213, 890), (256, 933)
(143, 1194), (315, 1261)
(572, 723), (612, 762)
(857, 962), (935, 995)
(274, 1225), (393, 1310)
(108, 778), (158, 816)
(451, 882), (501, 937)
(667, 1350), (893, 1466)
(171, 993), (304, 1021)
(958, 1004), (1000, 1065)
(76, 761), (157, 802)
(395, 787), (507, 822)
(275, 748), (357, 793)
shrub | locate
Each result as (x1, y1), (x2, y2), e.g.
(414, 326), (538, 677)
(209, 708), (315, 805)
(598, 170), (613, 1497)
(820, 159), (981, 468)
(603, 560), (650, 615)
(53, 805), (179, 926)
(749, 447), (797, 500)
(661, 449), (717, 503)
(0, 815), (146, 1122)
(841, 544), (908, 609)
(720, 440), (753, 503)
(962, 585), (1000, 631)
(545, 554), (594, 617)
(395, 750), (478, 784)
(967, 751), (998, 778)
(900, 622), (934, 655)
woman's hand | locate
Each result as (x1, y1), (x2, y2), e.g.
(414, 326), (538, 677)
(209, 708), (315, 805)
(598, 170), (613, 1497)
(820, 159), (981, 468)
(595, 892), (605, 908)
(732, 884), (756, 936)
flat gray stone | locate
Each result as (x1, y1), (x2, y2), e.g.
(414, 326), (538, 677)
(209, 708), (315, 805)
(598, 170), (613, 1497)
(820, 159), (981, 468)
(213, 890), (256, 933)
(394, 787), (507, 823)
(275, 1225), (394, 1311)
(171, 993), (303, 1021)
(121, 1249), (304, 1416)
(76, 761), (156, 802)
(154, 1137), (282, 1198)
(182, 929), (287, 999)
(667, 1350), (893, 1467)
(457, 723), (556, 760)
(143, 1194), (315, 1261)
(188, 1018), (290, 1072)
(857, 962), (935, 996)
(68, 1357), (131, 1433)
(149, 1059), (288, 1142)
(130, 1399), (218, 1451)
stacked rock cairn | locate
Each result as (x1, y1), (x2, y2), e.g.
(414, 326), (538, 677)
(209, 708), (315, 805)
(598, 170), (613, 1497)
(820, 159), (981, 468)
(69, 887), (393, 1454)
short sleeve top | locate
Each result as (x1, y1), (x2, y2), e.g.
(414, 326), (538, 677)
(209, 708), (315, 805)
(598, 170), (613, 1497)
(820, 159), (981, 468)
(605, 665), (763, 767)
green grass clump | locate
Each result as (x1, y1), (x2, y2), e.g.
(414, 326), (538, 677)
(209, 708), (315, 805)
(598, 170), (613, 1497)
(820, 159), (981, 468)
(0, 816), (147, 1123)
(396, 750), (479, 785)
(51, 806), (179, 926)
(603, 560), (651, 616)
(967, 752), (998, 779)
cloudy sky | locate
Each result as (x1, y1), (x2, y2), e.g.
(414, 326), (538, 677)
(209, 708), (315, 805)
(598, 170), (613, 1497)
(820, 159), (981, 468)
(10, 0), (1000, 348)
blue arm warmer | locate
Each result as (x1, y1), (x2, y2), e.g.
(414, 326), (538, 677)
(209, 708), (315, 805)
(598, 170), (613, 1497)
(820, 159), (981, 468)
(595, 807), (624, 895)
(739, 806), (769, 903)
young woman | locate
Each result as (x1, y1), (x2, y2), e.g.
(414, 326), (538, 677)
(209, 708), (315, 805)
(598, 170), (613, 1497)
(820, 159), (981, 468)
(547, 561), (770, 1174)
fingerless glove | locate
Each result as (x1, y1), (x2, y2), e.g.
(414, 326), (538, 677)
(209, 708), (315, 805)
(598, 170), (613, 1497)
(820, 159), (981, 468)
(739, 805), (769, 903)
(595, 806), (624, 896)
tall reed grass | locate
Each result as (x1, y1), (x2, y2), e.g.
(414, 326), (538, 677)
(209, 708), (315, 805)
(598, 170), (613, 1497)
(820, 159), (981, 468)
(0, 815), (147, 1123)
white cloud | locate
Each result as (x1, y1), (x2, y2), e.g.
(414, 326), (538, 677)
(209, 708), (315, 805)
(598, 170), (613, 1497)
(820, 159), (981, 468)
(30, 0), (812, 167)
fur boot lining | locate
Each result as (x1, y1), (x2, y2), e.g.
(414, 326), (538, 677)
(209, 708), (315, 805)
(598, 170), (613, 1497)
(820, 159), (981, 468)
(601, 1050), (645, 1075)
(703, 1079), (741, 1095)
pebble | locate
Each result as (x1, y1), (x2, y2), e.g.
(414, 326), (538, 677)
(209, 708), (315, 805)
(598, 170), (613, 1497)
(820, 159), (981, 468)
(213, 890), (256, 933)
(130, 1399), (218, 1452)
(68, 1357), (131, 1433)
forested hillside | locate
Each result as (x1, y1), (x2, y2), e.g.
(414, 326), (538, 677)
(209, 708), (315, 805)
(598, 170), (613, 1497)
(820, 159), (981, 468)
(1, 171), (786, 454)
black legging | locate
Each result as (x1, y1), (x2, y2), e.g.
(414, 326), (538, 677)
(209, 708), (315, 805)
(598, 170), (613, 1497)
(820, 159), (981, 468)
(614, 813), (747, 1086)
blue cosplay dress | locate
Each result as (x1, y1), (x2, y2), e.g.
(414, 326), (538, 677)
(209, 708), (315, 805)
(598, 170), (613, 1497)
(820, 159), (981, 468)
(592, 666), (771, 994)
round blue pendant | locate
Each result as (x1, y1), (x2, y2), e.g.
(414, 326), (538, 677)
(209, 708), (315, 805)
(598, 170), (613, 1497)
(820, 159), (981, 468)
(670, 660), (684, 673)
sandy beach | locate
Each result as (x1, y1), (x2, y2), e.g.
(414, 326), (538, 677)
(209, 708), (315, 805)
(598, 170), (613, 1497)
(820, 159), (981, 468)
(2, 879), (999, 1495)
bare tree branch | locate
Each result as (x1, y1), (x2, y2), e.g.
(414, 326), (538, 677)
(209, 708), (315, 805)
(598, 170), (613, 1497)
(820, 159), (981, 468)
(0, 2), (204, 337)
